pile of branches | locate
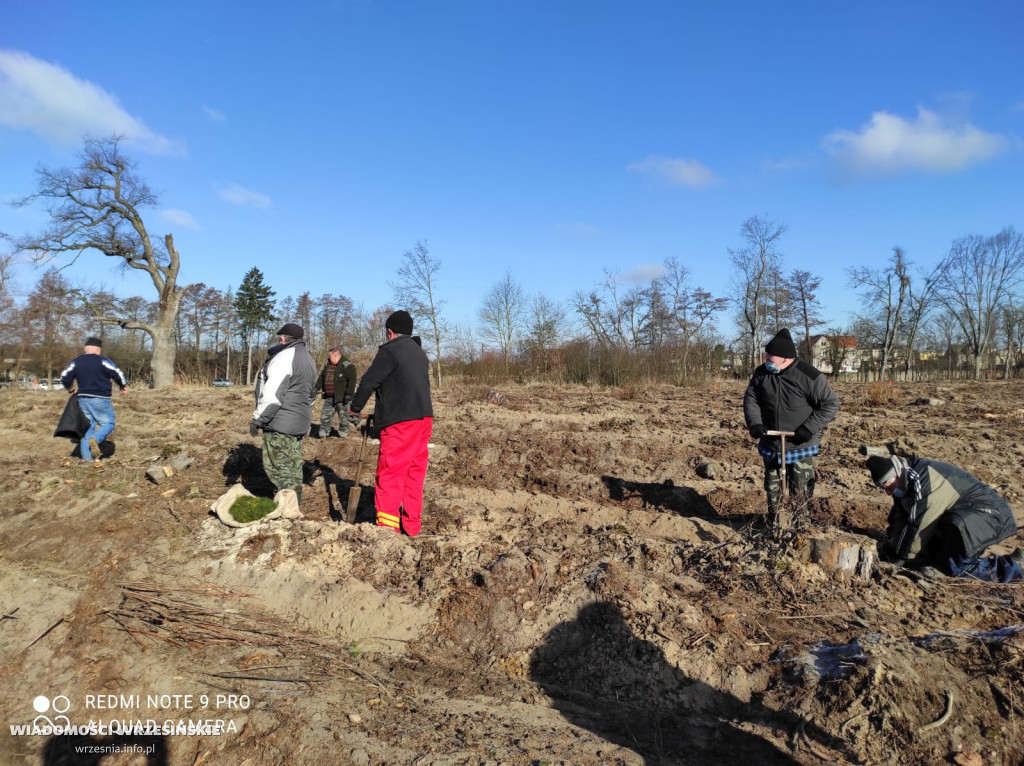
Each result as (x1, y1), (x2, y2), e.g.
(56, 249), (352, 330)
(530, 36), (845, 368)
(105, 577), (324, 649)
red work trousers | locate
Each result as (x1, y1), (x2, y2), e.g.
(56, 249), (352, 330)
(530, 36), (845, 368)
(374, 416), (432, 536)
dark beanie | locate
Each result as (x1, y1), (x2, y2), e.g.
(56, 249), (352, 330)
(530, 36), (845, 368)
(866, 455), (897, 486)
(765, 328), (797, 358)
(277, 322), (303, 339)
(386, 310), (413, 335)
(85, 336), (103, 348)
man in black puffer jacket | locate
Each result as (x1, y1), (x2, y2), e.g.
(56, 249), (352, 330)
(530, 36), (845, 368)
(866, 454), (1023, 582)
(743, 328), (840, 524)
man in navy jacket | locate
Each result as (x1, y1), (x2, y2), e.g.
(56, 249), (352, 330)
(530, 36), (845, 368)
(60, 336), (128, 462)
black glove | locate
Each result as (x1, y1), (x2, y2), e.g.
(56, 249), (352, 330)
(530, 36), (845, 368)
(342, 395), (352, 408)
(794, 424), (813, 443)
(748, 424), (765, 439)
(347, 410), (361, 426)
(249, 419), (260, 437)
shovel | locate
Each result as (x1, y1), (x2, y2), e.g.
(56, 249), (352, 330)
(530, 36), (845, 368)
(765, 430), (795, 498)
(346, 415), (371, 524)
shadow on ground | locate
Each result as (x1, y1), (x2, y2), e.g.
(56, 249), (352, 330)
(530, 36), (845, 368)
(530, 602), (847, 765)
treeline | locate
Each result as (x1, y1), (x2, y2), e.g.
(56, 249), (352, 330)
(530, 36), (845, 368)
(3, 137), (1024, 387)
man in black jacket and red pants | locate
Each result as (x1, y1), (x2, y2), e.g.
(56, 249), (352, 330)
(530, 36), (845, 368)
(348, 310), (433, 536)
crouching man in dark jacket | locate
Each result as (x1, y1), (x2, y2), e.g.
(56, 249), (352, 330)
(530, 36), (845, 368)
(866, 454), (1023, 582)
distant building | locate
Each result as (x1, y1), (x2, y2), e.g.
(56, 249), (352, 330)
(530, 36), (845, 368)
(799, 334), (860, 374)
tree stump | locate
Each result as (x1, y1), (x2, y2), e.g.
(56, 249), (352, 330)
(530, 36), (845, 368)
(145, 453), (194, 484)
(796, 531), (877, 581)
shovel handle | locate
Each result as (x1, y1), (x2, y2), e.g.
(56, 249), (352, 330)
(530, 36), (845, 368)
(765, 430), (795, 496)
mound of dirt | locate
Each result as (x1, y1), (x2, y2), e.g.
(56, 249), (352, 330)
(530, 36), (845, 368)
(1, 379), (1022, 765)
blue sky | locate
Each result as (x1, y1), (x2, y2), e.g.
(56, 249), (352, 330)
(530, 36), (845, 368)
(2, 0), (1022, 343)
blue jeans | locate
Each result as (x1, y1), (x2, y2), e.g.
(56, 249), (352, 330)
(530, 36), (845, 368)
(932, 519), (1023, 583)
(947, 552), (1024, 583)
(78, 396), (116, 461)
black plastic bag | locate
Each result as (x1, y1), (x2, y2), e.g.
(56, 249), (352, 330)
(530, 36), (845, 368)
(54, 394), (90, 440)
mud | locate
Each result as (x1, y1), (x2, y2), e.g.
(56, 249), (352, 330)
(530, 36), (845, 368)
(1, 379), (1022, 765)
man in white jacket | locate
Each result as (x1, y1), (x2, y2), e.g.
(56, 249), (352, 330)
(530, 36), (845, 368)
(251, 323), (317, 502)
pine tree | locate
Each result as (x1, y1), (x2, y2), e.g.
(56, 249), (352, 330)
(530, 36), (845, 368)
(234, 268), (276, 385)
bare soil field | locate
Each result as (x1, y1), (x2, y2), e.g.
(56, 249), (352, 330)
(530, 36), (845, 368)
(1, 378), (1022, 765)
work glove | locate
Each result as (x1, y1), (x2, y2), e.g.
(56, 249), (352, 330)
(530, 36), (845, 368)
(249, 419), (260, 437)
(342, 395), (352, 408)
(793, 424), (813, 443)
(347, 410), (361, 427)
(748, 424), (765, 440)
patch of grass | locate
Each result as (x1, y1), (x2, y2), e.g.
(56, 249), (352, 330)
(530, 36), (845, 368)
(347, 641), (362, 659)
(865, 381), (899, 406)
(229, 495), (277, 523)
(618, 383), (640, 401)
(770, 557), (793, 572)
(160, 443), (182, 459)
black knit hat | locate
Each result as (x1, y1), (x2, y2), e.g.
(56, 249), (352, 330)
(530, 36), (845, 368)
(386, 310), (413, 335)
(866, 455), (897, 487)
(276, 322), (303, 339)
(765, 328), (797, 358)
(85, 336), (103, 348)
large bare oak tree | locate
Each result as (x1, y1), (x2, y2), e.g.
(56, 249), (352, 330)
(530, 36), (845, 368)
(8, 136), (186, 388)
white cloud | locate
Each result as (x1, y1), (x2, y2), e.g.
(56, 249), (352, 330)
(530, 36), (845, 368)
(619, 263), (666, 284)
(160, 208), (201, 230)
(217, 183), (272, 209)
(203, 105), (226, 123)
(0, 49), (181, 154)
(824, 107), (1005, 178)
(627, 156), (720, 188)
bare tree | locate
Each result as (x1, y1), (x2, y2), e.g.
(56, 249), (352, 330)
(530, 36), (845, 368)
(314, 293), (355, 353)
(214, 286), (236, 381)
(478, 269), (526, 369)
(933, 227), (1024, 379)
(897, 265), (939, 380)
(25, 268), (78, 382)
(660, 256), (728, 376)
(391, 240), (446, 387)
(0, 248), (18, 349)
(571, 270), (656, 351)
(524, 293), (566, 373)
(787, 269), (825, 362)
(921, 311), (957, 378)
(7, 136), (187, 388)
(848, 247), (911, 381)
(999, 302), (1024, 378)
(728, 216), (787, 372)
(177, 283), (222, 376)
(446, 323), (480, 366)
(821, 327), (851, 375)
